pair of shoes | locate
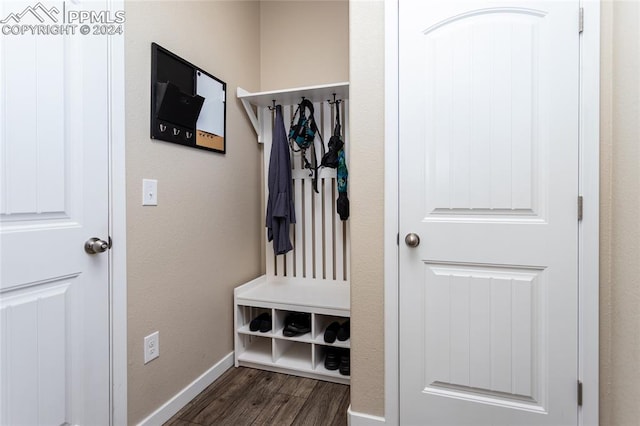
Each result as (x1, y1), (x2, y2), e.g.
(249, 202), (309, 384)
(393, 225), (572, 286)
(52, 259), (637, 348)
(324, 348), (350, 376)
(339, 350), (350, 376)
(283, 312), (311, 337)
(249, 312), (272, 333)
(324, 320), (350, 343)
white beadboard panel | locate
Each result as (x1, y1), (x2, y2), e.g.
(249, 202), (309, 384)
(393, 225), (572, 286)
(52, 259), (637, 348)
(36, 35), (66, 214)
(3, 34), (38, 215)
(510, 24), (535, 210)
(490, 277), (513, 394)
(424, 269), (450, 385)
(293, 177), (304, 278)
(468, 276), (492, 389)
(449, 276), (471, 386)
(512, 277), (534, 397)
(4, 293), (39, 425)
(422, 263), (546, 410)
(421, 10), (544, 220)
(469, 24), (493, 210)
(303, 177), (314, 278)
(1, 282), (70, 425)
(1, 31), (67, 217)
(263, 106), (275, 277)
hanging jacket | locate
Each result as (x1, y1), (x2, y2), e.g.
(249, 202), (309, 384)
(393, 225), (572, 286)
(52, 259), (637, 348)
(266, 105), (296, 255)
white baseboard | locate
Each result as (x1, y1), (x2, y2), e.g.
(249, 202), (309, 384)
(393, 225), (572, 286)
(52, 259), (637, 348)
(348, 405), (386, 426)
(137, 352), (234, 426)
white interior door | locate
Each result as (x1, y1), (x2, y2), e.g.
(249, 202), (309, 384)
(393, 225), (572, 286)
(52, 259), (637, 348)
(399, 0), (579, 425)
(0, 1), (112, 424)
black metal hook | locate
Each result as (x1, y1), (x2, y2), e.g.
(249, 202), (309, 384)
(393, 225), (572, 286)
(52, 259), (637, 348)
(327, 93), (342, 105)
(268, 99), (277, 111)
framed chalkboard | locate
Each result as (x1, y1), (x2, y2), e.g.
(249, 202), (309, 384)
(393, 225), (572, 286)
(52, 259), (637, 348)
(150, 43), (226, 154)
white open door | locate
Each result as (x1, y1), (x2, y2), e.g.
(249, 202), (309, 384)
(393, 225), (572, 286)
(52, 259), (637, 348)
(0, 1), (114, 424)
(399, 0), (580, 424)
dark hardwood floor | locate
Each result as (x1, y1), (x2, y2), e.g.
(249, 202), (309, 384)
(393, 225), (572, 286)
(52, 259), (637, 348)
(164, 367), (350, 426)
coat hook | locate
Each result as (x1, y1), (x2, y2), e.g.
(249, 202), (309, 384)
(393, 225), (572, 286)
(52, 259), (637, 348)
(268, 99), (276, 111)
(327, 93), (342, 105)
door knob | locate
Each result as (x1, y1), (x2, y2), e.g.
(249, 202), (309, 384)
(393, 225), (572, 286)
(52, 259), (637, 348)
(85, 237), (111, 254)
(405, 233), (420, 247)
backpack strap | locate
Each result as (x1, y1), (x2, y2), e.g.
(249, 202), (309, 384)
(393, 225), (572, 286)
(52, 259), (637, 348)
(287, 99), (323, 193)
(334, 101), (342, 137)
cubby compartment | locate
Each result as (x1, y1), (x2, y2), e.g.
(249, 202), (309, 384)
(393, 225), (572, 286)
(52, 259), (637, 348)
(236, 305), (273, 336)
(236, 334), (272, 365)
(313, 345), (350, 378)
(274, 340), (313, 371)
(314, 314), (350, 348)
(274, 310), (313, 342)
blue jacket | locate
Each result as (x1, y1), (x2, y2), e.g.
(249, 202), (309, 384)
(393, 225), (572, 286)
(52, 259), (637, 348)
(266, 105), (296, 254)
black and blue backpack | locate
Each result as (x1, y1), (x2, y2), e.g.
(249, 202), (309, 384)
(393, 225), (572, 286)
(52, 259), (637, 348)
(288, 99), (324, 193)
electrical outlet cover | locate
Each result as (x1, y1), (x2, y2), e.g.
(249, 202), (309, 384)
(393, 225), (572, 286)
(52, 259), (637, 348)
(144, 331), (160, 364)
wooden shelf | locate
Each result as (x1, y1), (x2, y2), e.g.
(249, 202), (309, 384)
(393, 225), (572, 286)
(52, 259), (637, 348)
(237, 82), (349, 143)
(237, 82), (348, 107)
(272, 328), (314, 344)
(314, 334), (350, 349)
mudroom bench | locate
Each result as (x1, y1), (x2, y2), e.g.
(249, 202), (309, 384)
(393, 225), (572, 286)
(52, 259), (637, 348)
(234, 83), (351, 384)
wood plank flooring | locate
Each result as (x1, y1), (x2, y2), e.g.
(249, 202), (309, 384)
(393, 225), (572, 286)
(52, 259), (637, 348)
(164, 367), (350, 426)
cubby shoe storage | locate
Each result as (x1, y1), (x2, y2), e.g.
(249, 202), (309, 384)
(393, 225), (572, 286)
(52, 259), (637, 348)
(234, 277), (350, 384)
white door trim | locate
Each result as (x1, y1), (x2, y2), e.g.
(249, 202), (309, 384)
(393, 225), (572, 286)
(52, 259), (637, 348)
(383, 0), (600, 425)
(577, 1), (600, 423)
(107, 0), (127, 424)
(384, 0), (400, 424)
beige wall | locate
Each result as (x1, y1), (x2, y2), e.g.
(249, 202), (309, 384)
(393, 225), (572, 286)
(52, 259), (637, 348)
(348, 0), (385, 417)
(599, 1), (640, 425)
(260, 0), (349, 91)
(347, 0), (640, 422)
(124, 1), (262, 423)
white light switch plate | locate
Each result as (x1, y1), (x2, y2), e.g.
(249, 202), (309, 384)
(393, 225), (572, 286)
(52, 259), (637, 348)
(142, 179), (158, 206)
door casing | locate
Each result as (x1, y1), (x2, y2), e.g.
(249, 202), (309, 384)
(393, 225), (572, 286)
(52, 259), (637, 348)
(108, 0), (127, 424)
(383, 0), (600, 424)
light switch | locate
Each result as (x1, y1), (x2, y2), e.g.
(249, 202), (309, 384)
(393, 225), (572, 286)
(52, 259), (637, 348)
(142, 179), (158, 206)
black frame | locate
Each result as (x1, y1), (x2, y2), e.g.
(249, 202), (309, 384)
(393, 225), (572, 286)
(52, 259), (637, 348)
(150, 42), (227, 154)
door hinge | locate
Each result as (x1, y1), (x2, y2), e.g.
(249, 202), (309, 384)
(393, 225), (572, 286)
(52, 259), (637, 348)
(578, 380), (583, 406)
(578, 195), (584, 221)
(397, 233), (399, 246)
(579, 7), (584, 33)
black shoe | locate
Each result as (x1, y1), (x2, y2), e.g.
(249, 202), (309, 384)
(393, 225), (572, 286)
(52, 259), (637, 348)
(283, 312), (311, 337)
(250, 312), (271, 332)
(324, 321), (340, 343)
(325, 348), (340, 370)
(337, 320), (350, 341)
(339, 350), (350, 376)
